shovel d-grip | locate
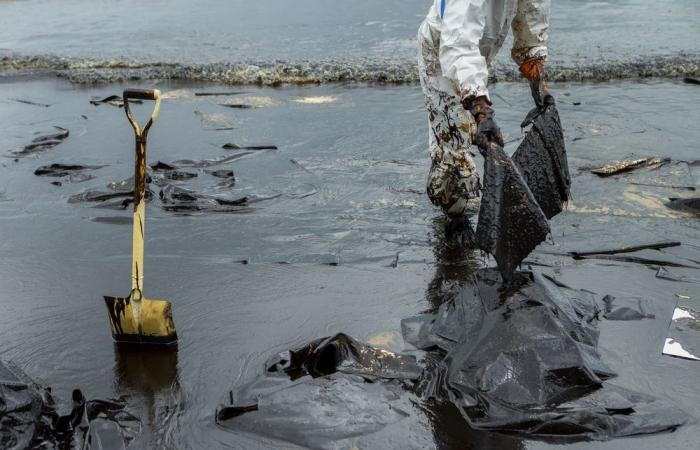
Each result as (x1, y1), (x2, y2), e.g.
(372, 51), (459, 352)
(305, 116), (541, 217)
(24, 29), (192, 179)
(103, 89), (177, 346)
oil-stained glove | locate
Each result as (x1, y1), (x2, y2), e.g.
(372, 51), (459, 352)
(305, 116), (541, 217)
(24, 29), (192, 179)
(463, 95), (504, 153)
(520, 57), (550, 108)
(520, 57), (555, 127)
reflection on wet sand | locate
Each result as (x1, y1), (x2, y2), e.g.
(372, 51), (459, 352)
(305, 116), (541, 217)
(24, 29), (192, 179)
(424, 216), (481, 313)
(114, 346), (180, 446)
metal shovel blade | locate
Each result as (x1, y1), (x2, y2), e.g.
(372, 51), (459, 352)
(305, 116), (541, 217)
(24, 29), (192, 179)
(104, 293), (177, 345)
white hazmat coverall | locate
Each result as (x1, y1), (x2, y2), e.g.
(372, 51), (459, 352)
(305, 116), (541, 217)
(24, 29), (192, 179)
(419, 0), (549, 216)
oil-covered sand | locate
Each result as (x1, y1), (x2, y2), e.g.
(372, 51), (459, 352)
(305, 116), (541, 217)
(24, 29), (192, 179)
(0, 77), (699, 449)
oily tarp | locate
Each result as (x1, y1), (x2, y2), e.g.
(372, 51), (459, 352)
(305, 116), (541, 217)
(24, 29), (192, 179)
(217, 334), (422, 449)
(218, 270), (686, 446)
(475, 143), (550, 281)
(476, 103), (570, 281)
(0, 360), (139, 450)
(402, 269), (686, 440)
(512, 102), (571, 219)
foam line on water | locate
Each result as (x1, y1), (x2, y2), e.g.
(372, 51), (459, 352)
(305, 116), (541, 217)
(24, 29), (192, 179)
(1, 53), (699, 85)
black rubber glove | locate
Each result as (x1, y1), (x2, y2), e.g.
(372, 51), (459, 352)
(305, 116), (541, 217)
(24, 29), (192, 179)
(463, 95), (504, 154)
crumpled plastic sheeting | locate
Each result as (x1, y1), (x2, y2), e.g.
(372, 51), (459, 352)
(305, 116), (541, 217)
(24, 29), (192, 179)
(476, 144), (550, 281)
(402, 269), (686, 440)
(0, 360), (139, 450)
(216, 333), (422, 449)
(512, 103), (571, 219)
(158, 185), (279, 213)
(0, 361), (48, 450)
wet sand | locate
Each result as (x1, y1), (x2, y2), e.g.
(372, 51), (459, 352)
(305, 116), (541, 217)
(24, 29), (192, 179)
(0, 76), (699, 449)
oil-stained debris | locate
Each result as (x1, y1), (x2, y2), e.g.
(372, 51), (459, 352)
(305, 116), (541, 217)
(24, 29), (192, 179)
(150, 161), (177, 171)
(216, 334), (419, 448)
(664, 301), (700, 361)
(69, 176), (153, 204)
(218, 103), (252, 109)
(205, 169), (235, 179)
(590, 157), (670, 177)
(569, 241), (681, 259)
(153, 171), (198, 184)
(572, 253), (699, 268)
(64, 173), (96, 183)
(34, 163), (104, 177)
(630, 182), (695, 191)
(13, 127), (69, 156)
(219, 270), (686, 444)
(159, 185), (278, 212)
(150, 161), (197, 182)
(90, 216), (132, 225)
(89, 95), (141, 107)
(194, 91), (245, 96)
(402, 269), (685, 440)
(13, 98), (51, 107)
(69, 189), (149, 204)
(512, 101), (570, 219)
(602, 295), (655, 320)
(222, 143), (278, 150)
(0, 360), (139, 450)
(172, 153), (254, 168)
(666, 197), (700, 215)
(265, 333), (422, 381)
(31, 127), (69, 143)
(476, 143), (550, 281)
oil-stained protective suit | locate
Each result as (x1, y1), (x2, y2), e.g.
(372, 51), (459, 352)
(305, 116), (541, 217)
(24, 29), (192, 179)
(420, 0), (549, 216)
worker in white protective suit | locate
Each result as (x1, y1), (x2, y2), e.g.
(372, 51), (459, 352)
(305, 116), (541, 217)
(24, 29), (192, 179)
(419, 0), (551, 219)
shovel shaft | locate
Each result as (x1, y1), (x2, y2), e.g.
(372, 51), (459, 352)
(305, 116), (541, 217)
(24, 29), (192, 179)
(123, 89), (161, 292)
(132, 150), (146, 292)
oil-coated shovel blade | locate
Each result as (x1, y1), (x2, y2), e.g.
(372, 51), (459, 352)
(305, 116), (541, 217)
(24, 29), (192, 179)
(104, 294), (177, 345)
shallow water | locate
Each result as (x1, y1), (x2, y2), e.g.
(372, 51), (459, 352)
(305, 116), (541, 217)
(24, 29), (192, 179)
(0, 76), (699, 449)
(1, 0), (698, 84)
(2, 0), (698, 63)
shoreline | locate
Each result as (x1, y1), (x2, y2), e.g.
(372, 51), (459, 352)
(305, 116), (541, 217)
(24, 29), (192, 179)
(2, 52), (699, 86)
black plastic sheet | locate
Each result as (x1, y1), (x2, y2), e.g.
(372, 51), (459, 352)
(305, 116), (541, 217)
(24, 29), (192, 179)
(512, 102), (571, 219)
(218, 271), (686, 445)
(402, 269), (686, 440)
(475, 144), (550, 281)
(217, 334), (421, 449)
(0, 361), (139, 450)
(0, 361), (48, 450)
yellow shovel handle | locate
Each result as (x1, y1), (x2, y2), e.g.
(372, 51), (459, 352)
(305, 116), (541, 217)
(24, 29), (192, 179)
(123, 89), (161, 293)
(123, 89), (161, 138)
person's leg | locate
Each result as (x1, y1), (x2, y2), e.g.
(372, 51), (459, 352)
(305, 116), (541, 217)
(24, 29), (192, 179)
(418, 21), (481, 218)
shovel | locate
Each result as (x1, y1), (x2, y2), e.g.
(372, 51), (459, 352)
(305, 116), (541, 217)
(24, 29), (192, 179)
(103, 89), (177, 345)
